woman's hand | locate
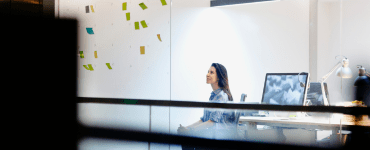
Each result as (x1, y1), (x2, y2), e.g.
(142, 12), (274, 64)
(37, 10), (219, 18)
(366, 72), (370, 78)
(177, 124), (190, 133)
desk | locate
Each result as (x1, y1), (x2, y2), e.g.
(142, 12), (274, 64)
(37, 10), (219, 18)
(238, 116), (370, 147)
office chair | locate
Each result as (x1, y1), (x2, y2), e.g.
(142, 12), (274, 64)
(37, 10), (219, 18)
(207, 108), (242, 140)
(234, 110), (243, 140)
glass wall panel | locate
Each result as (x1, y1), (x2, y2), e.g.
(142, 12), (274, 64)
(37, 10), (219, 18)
(71, 0), (370, 150)
(78, 104), (370, 150)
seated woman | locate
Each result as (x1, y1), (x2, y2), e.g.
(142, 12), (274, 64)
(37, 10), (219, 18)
(177, 63), (236, 150)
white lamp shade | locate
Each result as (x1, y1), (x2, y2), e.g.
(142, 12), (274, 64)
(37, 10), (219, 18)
(336, 67), (352, 78)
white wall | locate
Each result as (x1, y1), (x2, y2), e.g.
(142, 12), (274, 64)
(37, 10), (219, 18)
(171, 0), (309, 103)
(63, 1), (172, 150)
(72, 0), (171, 100)
(318, 0), (370, 104)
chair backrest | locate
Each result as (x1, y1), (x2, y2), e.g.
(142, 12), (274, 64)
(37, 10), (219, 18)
(240, 93), (247, 102)
(234, 110), (241, 125)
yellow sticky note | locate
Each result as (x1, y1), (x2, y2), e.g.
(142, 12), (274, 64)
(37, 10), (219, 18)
(140, 20), (148, 28)
(157, 34), (162, 42)
(160, 0), (167, 6)
(289, 115), (296, 117)
(106, 63), (112, 69)
(90, 5), (94, 13)
(122, 2), (127, 11)
(139, 3), (148, 10)
(83, 65), (89, 70)
(88, 64), (94, 71)
(140, 46), (145, 54)
(94, 51), (97, 58)
(126, 12), (130, 21)
(135, 22), (140, 30)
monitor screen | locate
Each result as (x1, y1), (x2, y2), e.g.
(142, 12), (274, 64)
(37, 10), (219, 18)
(261, 73), (309, 105)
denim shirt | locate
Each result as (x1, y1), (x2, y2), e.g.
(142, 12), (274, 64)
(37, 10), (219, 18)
(200, 89), (237, 130)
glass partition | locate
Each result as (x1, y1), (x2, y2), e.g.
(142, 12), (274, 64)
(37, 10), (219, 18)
(78, 102), (370, 150)
(69, 0), (370, 150)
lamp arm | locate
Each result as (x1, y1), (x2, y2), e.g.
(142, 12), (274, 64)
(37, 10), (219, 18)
(320, 61), (342, 83)
(319, 60), (342, 106)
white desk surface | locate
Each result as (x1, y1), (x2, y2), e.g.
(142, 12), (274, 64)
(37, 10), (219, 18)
(239, 116), (370, 127)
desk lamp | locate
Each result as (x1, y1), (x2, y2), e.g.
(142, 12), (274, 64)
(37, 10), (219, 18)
(319, 55), (352, 106)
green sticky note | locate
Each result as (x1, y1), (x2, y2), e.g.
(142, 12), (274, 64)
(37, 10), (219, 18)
(139, 3), (147, 10)
(160, 0), (167, 6)
(140, 20), (148, 28)
(135, 22), (140, 30)
(106, 63), (112, 70)
(126, 12), (130, 21)
(88, 64), (94, 71)
(79, 51), (84, 58)
(122, 2), (127, 11)
(86, 28), (94, 34)
(83, 65), (89, 70)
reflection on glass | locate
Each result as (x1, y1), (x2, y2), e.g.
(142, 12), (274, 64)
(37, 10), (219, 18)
(172, 105), (359, 149)
(177, 108), (239, 140)
(78, 137), (148, 150)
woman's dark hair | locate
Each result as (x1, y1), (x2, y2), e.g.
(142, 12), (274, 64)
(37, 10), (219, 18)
(211, 63), (233, 101)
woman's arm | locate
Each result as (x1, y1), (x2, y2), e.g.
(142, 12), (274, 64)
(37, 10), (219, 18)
(191, 120), (215, 131)
(186, 120), (203, 128)
(178, 120), (203, 133)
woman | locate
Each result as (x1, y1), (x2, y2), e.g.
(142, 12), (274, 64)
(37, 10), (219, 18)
(178, 63), (236, 150)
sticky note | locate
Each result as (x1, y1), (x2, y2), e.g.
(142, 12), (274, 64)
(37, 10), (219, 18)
(157, 34), (162, 42)
(140, 46), (145, 54)
(289, 115), (296, 117)
(135, 22), (140, 30)
(88, 64), (94, 71)
(80, 51), (84, 58)
(86, 6), (89, 13)
(139, 3), (147, 10)
(86, 28), (94, 34)
(126, 12), (130, 21)
(160, 0), (167, 6)
(122, 2), (127, 11)
(106, 63), (112, 69)
(83, 65), (89, 70)
(90, 5), (94, 12)
(140, 20), (148, 28)
(94, 51), (97, 58)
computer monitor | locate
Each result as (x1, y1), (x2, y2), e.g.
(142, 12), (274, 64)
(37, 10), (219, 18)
(261, 73), (310, 105)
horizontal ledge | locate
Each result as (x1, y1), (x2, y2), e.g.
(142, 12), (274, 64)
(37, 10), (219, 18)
(77, 97), (370, 115)
(77, 125), (367, 150)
